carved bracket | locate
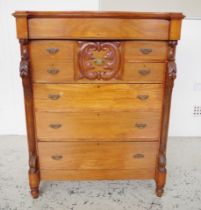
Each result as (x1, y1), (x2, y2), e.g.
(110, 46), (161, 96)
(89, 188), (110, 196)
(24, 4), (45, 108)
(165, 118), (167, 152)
(77, 41), (122, 80)
(168, 41), (177, 81)
(19, 39), (29, 78)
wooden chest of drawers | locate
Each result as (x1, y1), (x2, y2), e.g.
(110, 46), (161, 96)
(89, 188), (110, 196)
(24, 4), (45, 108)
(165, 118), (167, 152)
(13, 11), (184, 198)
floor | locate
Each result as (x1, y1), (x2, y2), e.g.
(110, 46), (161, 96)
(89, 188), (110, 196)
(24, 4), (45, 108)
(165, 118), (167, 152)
(0, 136), (201, 210)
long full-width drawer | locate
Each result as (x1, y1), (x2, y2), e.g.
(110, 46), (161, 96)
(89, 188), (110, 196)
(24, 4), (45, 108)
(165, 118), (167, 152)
(33, 84), (163, 112)
(38, 142), (158, 170)
(28, 18), (169, 40)
(35, 111), (161, 141)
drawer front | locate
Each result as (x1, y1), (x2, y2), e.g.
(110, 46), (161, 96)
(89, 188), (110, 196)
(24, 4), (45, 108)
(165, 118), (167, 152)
(30, 41), (74, 62)
(33, 84), (163, 112)
(29, 18), (169, 40)
(35, 111), (161, 141)
(123, 63), (165, 83)
(38, 142), (158, 170)
(125, 41), (168, 61)
(32, 62), (74, 83)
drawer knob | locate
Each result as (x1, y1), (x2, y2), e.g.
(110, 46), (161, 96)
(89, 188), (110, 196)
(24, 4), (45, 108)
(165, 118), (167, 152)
(51, 155), (63, 160)
(46, 48), (59, 54)
(138, 69), (151, 76)
(48, 94), (60, 100)
(94, 58), (104, 66)
(137, 95), (149, 100)
(49, 124), (62, 129)
(47, 68), (60, 75)
(133, 153), (144, 159)
(140, 48), (152, 54)
(135, 123), (147, 129)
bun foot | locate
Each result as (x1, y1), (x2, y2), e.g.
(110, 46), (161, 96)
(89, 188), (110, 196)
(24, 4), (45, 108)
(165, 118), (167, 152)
(31, 188), (39, 199)
(156, 188), (164, 197)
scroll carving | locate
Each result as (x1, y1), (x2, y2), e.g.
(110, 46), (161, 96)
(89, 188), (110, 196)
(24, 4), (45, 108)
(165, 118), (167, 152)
(19, 39), (29, 78)
(77, 41), (122, 80)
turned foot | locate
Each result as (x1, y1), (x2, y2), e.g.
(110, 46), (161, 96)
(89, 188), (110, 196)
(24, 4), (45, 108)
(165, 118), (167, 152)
(156, 187), (164, 197)
(31, 188), (39, 199)
(155, 167), (166, 197)
(29, 170), (40, 199)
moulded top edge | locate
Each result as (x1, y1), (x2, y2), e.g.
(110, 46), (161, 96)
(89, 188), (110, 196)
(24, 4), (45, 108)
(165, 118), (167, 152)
(12, 11), (185, 20)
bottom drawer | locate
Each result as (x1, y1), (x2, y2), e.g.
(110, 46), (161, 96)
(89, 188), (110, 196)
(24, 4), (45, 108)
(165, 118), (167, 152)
(38, 142), (158, 170)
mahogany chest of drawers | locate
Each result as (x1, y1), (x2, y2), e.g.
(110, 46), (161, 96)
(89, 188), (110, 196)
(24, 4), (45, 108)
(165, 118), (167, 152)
(13, 11), (184, 198)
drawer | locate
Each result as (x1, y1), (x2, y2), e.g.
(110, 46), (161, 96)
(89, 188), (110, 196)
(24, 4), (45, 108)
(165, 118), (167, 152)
(123, 63), (165, 83)
(30, 41), (74, 63)
(32, 62), (165, 84)
(38, 142), (158, 170)
(125, 41), (168, 61)
(29, 18), (169, 40)
(35, 111), (161, 141)
(32, 62), (74, 83)
(33, 84), (163, 112)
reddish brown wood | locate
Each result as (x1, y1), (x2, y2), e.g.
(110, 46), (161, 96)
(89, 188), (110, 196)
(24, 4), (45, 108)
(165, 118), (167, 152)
(13, 11), (184, 20)
(76, 41), (122, 80)
(14, 11), (184, 198)
(155, 40), (177, 197)
(19, 39), (40, 198)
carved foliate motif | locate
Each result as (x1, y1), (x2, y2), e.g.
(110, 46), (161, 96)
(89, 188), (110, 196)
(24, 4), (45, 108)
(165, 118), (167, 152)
(168, 41), (177, 80)
(19, 39), (29, 78)
(77, 41), (122, 80)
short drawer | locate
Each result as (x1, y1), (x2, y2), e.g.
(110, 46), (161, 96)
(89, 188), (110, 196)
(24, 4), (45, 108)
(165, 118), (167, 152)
(125, 41), (168, 61)
(35, 111), (161, 141)
(123, 63), (165, 83)
(38, 142), (158, 170)
(30, 40), (74, 63)
(33, 84), (163, 112)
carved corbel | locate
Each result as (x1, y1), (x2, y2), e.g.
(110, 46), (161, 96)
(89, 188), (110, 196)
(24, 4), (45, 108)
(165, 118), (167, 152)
(19, 39), (29, 78)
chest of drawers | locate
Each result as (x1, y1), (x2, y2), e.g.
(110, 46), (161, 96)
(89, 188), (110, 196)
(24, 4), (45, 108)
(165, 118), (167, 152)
(13, 11), (184, 198)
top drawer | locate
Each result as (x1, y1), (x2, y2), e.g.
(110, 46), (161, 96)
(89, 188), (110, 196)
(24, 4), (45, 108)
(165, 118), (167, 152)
(28, 18), (169, 40)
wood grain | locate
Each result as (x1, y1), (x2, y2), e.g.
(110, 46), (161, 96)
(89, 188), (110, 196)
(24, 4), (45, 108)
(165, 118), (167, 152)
(35, 111), (161, 141)
(33, 84), (163, 112)
(32, 62), (74, 83)
(123, 63), (165, 83)
(125, 41), (168, 61)
(38, 141), (158, 170)
(40, 169), (155, 180)
(28, 18), (169, 40)
(13, 11), (184, 20)
(30, 40), (74, 62)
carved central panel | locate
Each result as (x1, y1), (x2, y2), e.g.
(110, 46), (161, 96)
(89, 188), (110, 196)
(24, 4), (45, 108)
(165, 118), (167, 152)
(76, 41), (122, 80)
